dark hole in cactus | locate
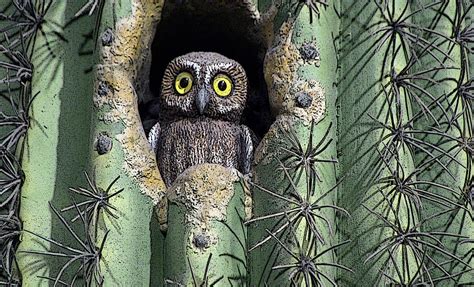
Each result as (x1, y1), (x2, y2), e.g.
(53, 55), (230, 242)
(141, 0), (274, 139)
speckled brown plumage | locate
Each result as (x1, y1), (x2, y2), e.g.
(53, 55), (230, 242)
(149, 52), (254, 187)
(158, 119), (249, 186)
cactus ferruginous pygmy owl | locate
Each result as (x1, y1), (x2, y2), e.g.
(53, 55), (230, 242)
(148, 52), (254, 187)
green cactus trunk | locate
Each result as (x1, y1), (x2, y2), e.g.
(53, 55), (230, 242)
(90, 1), (166, 285)
(0, 0), (472, 286)
(248, 1), (341, 286)
(163, 164), (248, 285)
(410, 1), (473, 284)
(16, 1), (95, 285)
(338, 1), (418, 284)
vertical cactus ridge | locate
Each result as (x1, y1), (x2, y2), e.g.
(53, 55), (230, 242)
(21, 201), (108, 286)
(18, 172), (123, 285)
(0, 0), (34, 283)
(409, 0), (473, 284)
(0, 1), (99, 285)
(249, 118), (346, 286)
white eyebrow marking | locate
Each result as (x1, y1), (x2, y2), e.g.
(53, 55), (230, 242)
(205, 63), (232, 83)
(184, 60), (201, 79)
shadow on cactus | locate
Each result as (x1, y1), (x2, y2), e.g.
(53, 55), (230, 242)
(337, 1), (453, 91)
(1, 0), (66, 68)
(0, 149), (22, 211)
(19, 172), (123, 286)
(279, 121), (337, 196)
(362, 204), (471, 285)
(0, 1), (39, 283)
(248, 121), (345, 251)
(21, 202), (108, 286)
(0, 212), (21, 285)
(0, 74), (36, 153)
(290, 0), (328, 24)
(371, 1), (455, 76)
(219, 206), (248, 286)
(336, 0), (473, 285)
(0, 151), (21, 284)
(369, 149), (465, 213)
(0, 38), (33, 85)
(433, 0), (473, 72)
(74, 0), (103, 17)
(341, 57), (462, 178)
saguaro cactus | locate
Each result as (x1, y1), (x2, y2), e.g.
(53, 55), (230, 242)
(338, 0), (473, 285)
(0, 0), (472, 286)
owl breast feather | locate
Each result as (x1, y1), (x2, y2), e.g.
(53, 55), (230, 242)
(158, 118), (244, 187)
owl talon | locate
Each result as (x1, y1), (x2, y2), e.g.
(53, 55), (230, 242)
(243, 172), (253, 183)
(157, 196), (168, 232)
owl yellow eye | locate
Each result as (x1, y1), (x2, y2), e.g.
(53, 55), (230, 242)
(213, 74), (233, 97)
(175, 72), (193, 95)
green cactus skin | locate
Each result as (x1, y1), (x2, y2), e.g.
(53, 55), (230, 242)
(338, 1), (472, 286)
(17, 1), (96, 285)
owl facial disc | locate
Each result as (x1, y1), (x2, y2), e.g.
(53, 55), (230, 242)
(196, 88), (209, 114)
(160, 52), (248, 123)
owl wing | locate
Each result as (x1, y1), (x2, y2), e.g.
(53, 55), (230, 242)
(148, 122), (161, 154)
(240, 125), (255, 175)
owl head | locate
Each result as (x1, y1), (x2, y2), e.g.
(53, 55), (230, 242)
(159, 52), (248, 123)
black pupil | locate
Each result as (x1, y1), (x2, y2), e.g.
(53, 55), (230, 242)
(179, 77), (189, 89)
(218, 80), (227, 91)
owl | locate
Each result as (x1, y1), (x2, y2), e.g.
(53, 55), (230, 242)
(148, 52), (254, 187)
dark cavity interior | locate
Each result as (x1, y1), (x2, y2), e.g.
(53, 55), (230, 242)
(140, 0), (273, 139)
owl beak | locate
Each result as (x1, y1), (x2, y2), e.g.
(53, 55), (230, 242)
(196, 88), (209, 115)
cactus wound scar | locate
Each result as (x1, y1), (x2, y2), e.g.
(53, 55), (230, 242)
(256, 18), (326, 166)
(264, 19), (325, 125)
(94, 0), (166, 205)
(167, 164), (239, 250)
